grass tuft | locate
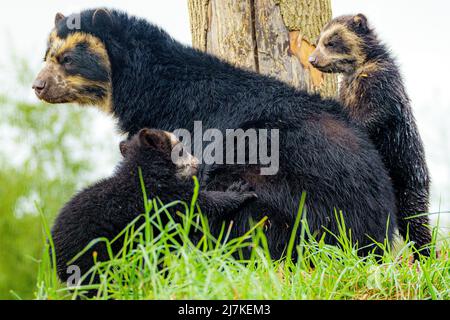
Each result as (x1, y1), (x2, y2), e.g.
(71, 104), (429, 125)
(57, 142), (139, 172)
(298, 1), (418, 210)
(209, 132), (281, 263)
(35, 182), (450, 300)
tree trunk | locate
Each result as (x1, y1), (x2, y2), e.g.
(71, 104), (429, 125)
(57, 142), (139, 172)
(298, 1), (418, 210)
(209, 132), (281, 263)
(188, 0), (337, 97)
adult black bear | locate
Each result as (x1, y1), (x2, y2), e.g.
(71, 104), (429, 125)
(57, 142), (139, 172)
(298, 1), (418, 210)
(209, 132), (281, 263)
(52, 129), (256, 284)
(36, 9), (397, 257)
(309, 14), (431, 256)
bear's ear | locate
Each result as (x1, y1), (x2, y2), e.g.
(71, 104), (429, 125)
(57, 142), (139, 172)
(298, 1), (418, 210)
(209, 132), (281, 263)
(92, 8), (113, 30)
(119, 141), (128, 157)
(350, 13), (369, 33)
(138, 129), (172, 154)
(55, 12), (65, 27)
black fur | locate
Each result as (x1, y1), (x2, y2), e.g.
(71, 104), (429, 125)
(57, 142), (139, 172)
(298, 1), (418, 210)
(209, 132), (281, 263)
(51, 129), (256, 284)
(344, 34), (431, 255)
(53, 9), (397, 258)
(203, 117), (397, 258)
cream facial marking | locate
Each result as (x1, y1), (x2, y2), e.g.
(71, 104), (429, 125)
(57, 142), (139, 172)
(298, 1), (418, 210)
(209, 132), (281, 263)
(166, 132), (200, 179)
(34, 30), (113, 112)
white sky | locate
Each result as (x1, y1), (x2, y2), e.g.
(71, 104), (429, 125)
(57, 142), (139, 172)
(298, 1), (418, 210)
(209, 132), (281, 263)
(0, 0), (449, 221)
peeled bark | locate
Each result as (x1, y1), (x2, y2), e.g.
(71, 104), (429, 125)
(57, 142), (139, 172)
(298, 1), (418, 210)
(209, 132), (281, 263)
(188, 0), (337, 97)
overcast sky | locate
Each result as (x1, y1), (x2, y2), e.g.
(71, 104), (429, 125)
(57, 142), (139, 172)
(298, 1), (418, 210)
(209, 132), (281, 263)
(0, 0), (449, 218)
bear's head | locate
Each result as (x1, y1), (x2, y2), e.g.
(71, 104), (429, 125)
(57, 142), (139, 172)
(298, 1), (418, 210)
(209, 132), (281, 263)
(120, 129), (199, 180)
(32, 9), (113, 112)
(308, 14), (373, 74)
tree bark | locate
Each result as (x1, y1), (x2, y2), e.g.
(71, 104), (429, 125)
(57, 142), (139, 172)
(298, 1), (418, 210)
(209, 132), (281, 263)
(188, 0), (337, 97)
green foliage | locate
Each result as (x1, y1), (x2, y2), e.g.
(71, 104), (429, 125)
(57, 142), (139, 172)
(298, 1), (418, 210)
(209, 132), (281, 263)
(0, 94), (92, 299)
(35, 182), (450, 300)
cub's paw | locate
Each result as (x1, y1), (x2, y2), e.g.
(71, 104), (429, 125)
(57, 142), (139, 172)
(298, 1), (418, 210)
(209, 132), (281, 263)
(241, 192), (258, 204)
(226, 180), (254, 193)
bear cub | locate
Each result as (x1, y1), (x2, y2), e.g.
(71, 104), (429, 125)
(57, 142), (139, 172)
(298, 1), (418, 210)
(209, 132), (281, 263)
(309, 14), (431, 256)
(51, 129), (256, 284)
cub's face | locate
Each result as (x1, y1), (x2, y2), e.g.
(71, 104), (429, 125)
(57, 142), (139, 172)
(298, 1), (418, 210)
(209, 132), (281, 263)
(33, 13), (112, 111)
(309, 14), (369, 74)
(120, 129), (199, 180)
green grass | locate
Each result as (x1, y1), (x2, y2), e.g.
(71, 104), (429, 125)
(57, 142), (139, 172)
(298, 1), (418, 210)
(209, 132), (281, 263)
(34, 179), (450, 300)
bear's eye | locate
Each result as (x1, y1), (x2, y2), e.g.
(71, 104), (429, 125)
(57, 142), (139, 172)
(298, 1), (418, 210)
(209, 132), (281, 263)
(325, 34), (344, 49)
(326, 40), (336, 48)
(61, 55), (73, 66)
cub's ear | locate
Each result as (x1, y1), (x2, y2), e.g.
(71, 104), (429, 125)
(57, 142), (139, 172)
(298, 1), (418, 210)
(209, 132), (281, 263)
(138, 129), (172, 154)
(350, 13), (369, 33)
(55, 12), (65, 27)
(119, 141), (128, 157)
(92, 8), (113, 30)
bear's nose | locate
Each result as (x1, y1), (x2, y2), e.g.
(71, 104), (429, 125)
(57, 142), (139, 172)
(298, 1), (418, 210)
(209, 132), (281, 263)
(308, 55), (318, 66)
(32, 79), (47, 94)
